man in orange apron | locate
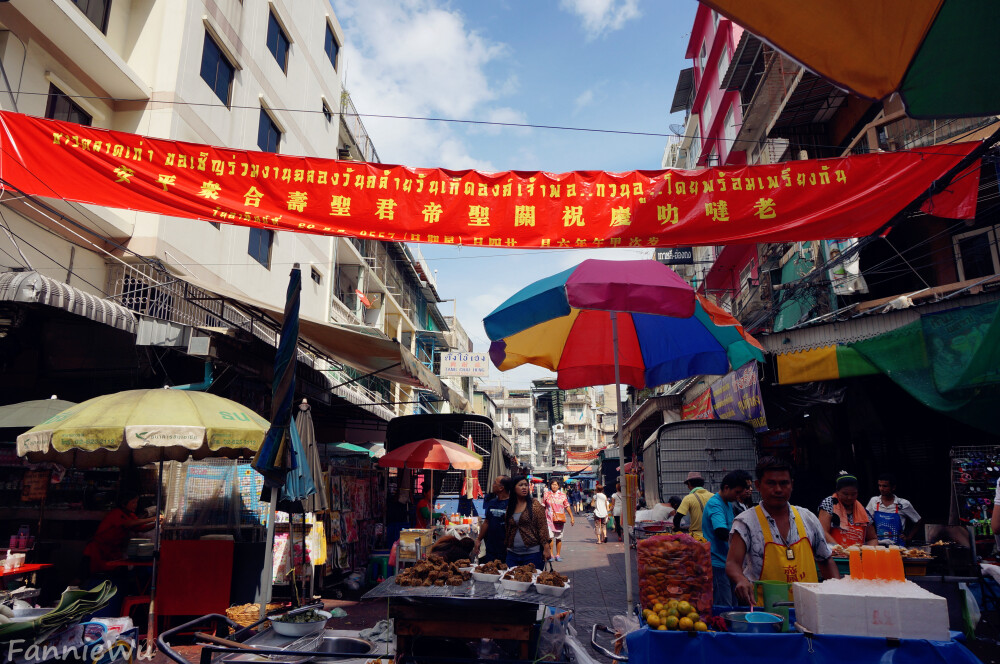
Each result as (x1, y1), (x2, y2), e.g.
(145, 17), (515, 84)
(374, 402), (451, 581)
(727, 457), (840, 606)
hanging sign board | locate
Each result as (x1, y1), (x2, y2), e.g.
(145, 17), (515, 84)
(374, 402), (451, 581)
(0, 112), (980, 249)
(656, 247), (694, 265)
(710, 361), (768, 432)
(440, 352), (491, 377)
(20, 469), (51, 502)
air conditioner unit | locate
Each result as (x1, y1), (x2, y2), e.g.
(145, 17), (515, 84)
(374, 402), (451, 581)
(337, 148), (352, 160)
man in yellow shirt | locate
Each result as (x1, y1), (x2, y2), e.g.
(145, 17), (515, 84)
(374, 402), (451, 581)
(674, 471), (715, 542)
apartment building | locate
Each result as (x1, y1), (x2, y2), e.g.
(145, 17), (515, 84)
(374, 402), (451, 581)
(0, 0), (468, 442)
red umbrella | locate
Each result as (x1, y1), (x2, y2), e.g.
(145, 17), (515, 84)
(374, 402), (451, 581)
(530, 477), (545, 484)
(378, 438), (483, 471)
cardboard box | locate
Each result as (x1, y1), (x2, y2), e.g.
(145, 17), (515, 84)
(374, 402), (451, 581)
(794, 581), (949, 641)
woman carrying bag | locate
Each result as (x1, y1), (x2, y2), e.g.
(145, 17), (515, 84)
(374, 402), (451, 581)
(504, 476), (552, 568)
(543, 479), (575, 561)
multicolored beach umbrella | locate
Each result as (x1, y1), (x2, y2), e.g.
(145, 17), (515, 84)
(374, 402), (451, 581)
(484, 259), (764, 389)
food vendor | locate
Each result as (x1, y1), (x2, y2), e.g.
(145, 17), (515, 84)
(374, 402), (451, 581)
(865, 473), (922, 545)
(673, 471), (715, 542)
(415, 484), (435, 528)
(475, 475), (510, 563)
(818, 472), (878, 547)
(83, 490), (158, 573)
(727, 457), (840, 606)
(503, 476), (551, 568)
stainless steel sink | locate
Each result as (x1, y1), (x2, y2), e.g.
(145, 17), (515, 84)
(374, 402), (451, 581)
(312, 637), (374, 657)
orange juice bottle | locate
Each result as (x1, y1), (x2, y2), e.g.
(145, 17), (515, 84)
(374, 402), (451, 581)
(875, 548), (893, 581)
(861, 547), (878, 579)
(849, 549), (864, 579)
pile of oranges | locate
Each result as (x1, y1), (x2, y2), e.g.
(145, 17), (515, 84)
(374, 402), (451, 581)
(641, 599), (708, 632)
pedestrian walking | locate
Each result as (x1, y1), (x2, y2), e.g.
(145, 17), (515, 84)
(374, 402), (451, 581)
(543, 479), (575, 561)
(610, 482), (625, 541)
(504, 476), (551, 568)
(592, 486), (610, 543)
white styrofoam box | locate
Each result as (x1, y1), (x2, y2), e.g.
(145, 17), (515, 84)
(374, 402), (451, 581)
(793, 580), (949, 641)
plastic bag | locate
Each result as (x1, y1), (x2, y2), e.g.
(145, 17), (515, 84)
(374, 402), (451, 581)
(536, 609), (572, 661)
(637, 533), (713, 615)
(611, 614), (640, 657)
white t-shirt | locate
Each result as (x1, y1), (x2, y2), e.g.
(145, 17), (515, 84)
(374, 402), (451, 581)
(611, 491), (625, 517)
(994, 478), (1000, 505)
(592, 493), (609, 518)
(865, 495), (921, 527)
(731, 504), (832, 582)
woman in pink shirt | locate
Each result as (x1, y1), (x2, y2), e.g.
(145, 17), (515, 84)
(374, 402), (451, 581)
(543, 479), (575, 561)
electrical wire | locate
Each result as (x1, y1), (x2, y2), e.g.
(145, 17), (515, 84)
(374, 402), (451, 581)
(1, 89), (996, 157)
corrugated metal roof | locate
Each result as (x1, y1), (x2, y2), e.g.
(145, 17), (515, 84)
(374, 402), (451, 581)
(721, 32), (763, 91)
(670, 68), (695, 113)
(0, 270), (136, 333)
(762, 289), (1000, 354)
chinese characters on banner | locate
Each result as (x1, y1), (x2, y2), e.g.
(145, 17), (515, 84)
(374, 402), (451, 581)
(439, 352), (491, 377)
(710, 361), (768, 432)
(0, 111), (981, 249)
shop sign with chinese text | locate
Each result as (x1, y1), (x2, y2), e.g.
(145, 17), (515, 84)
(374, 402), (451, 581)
(440, 352), (491, 377)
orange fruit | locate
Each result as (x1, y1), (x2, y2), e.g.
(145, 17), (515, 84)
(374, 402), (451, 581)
(694, 621), (708, 632)
(686, 612), (700, 622)
(666, 608), (679, 618)
(652, 602), (664, 612)
(665, 616), (679, 630)
(656, 625), (667, 630)
(646, 614), (660, 628)
(678, 617), (694, 631)
(677, 601), (692, 615)
(667, 600), (680, 610)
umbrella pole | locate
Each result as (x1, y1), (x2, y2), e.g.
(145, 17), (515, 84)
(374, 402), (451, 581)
(258, 491), (278, 620)
(610, 312), (635, 616)
(147, 459), (164, 648)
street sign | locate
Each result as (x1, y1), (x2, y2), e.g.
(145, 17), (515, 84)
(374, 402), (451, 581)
(440, 352), (491, 377)
(655, 247), (694, 265)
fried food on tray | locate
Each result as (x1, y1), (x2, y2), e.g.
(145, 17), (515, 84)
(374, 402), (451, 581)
(453, 558), (471, 567)
(474, 560), (508, 575)
(904, 548), (932, 559)
(395, 553), (471, 586)
(503, 565), (536, 582)
(536, 570), (569, 587)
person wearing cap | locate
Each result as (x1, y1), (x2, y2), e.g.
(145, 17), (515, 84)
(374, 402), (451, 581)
(673, 471), (715, 542)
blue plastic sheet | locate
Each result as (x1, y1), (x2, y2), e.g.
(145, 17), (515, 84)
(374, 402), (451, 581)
(625, 629), (982, 664)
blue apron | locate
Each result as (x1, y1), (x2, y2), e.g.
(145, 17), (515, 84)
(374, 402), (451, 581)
(871, 501), (905, 546)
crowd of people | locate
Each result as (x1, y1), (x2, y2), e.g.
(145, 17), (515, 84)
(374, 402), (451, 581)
(419, 461), (920, 608)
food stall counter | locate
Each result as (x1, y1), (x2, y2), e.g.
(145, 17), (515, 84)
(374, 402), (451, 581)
(625, 628), (981, 664)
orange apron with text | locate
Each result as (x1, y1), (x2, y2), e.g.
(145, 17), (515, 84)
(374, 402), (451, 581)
(755, 505), (818, 603)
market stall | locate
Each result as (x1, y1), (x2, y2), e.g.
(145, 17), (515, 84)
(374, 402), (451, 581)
(361, 559), (573, 660)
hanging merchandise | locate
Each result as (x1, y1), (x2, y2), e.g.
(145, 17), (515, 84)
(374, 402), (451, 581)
(0, 112), (981, 250)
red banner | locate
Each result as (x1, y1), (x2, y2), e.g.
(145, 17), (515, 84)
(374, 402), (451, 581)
(682, 389), (715, 421)
(0, 111), (980, 248)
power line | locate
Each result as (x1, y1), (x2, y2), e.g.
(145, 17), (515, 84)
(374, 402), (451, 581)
(4, 90), (996, 157)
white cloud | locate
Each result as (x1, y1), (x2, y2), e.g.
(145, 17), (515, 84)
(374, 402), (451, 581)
(331, 0), (517, 170)
(559, 0), (641, 38)
(574, 88), (595, 112)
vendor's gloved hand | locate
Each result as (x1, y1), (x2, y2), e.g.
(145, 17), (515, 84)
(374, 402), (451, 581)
(878, 539), (896, 546)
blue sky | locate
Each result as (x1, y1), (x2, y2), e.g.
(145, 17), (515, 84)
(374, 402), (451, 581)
(330, 0), (699, 386)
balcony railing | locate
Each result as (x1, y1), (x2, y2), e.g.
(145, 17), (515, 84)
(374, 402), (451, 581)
(845, 112), (996, 156)
(105, 262), (392, 418)
(340, 91), (381, 163)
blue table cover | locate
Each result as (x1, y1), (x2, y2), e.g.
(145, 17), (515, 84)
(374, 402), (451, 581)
(625, 629), (982, 664)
